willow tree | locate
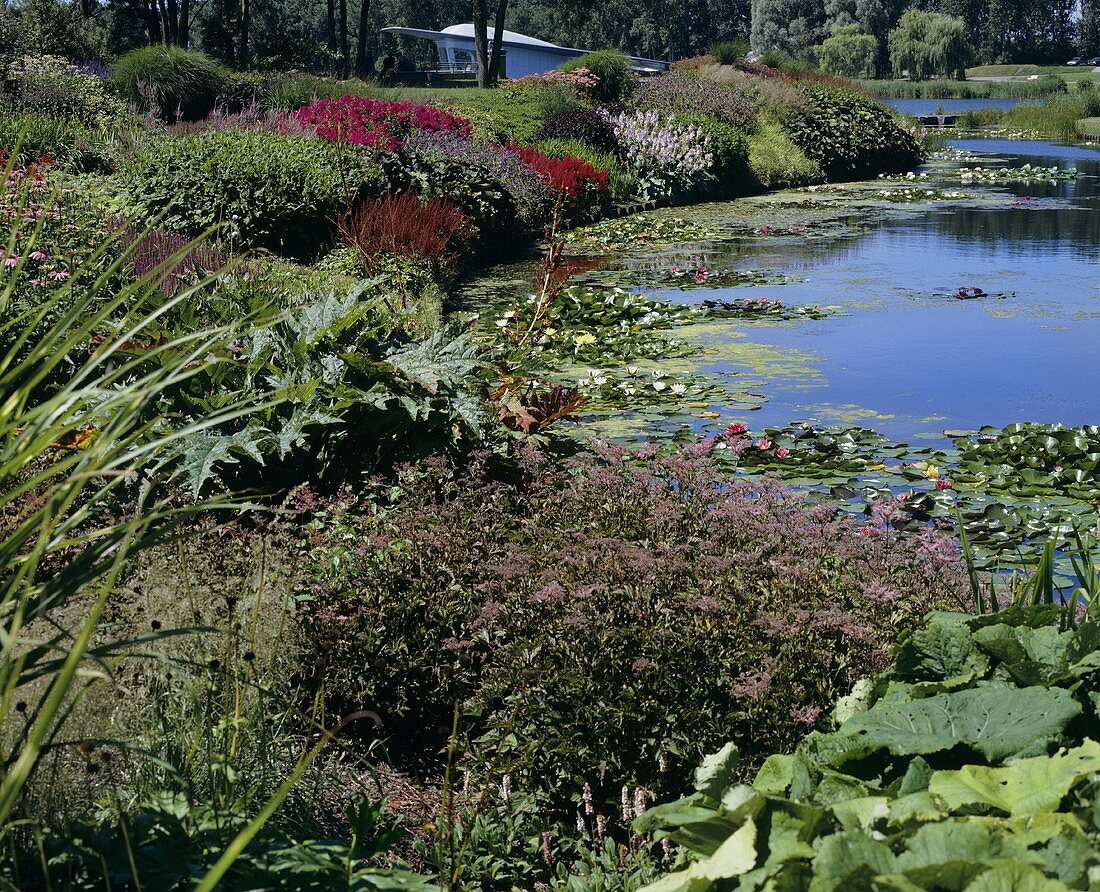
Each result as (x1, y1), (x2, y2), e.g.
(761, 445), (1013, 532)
(888, 9), (971, 80)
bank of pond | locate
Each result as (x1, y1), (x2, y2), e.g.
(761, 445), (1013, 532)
(2, 46), (1099, 892)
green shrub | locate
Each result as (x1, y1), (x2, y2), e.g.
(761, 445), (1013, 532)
(786, 84), (922, 179)
(1077, 116), (1100, 138)
(259, 72), (348, 113)
(678, 113), (752, 197)
(1001, 93), (1100, 140)
(0, 110), (119, 171)
(112, 45), (230, 122)
(746, 119), (822, 187)
(304, 447), (968, 821)
(116, 129), (385, 258)
(3, 54), (129, 127)
(641, 604), (1100, 892)
(561, 50), (636, 103)
(443, 88), (546, 144)
(711, 38), (750, 66)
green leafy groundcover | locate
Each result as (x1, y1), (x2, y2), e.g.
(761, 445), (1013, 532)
(637, 606), (1100, 892)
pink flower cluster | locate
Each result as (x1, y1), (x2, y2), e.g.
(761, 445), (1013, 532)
(504, 67), (599, 90)
(296, 95), (472, 151)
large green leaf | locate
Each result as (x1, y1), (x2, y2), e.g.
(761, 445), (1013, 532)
(962, 862), (1069, 892)
(928, 741), (1100, 816)
(895, 822), (1040, 890)
(805, 685), (1080, 766)
(809, 831), (895, 892)
(641, 818), (759, 892)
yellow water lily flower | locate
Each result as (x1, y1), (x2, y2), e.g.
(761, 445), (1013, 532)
(573, 333), (597, 346)
(923, 463), (941, 480)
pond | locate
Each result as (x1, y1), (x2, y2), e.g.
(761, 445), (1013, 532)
(883, 98), (1034, 115)
(468, 137), (1100, 567)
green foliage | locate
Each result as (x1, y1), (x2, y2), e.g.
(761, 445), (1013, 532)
(711, 38), (751, 65)
(746, 119), (823, 188)
(640, 606), (1100, 892)
(116, 129), (384, 259)
(1077, 116), (1100, 139)
(888, 9), (972, 81)
(15, 794), (434, 890)
(163, 288), (487, 494)
(304, 445), (966, 826)
(3, 54), (130, 128)
(817, 24), (878, 79)
(867, 76), (1066, 99)
(4, 0), (110, 62)
(0, 110), (118, 171)
(111, 45), (230, 122)
(785, 84), (922, 179)
(561, 50), (637, 103)
(678, 114), (752, 197)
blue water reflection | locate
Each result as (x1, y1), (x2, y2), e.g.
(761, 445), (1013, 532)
(667, 139), (1100, 440)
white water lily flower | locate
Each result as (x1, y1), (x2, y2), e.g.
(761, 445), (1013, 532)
(592, 376), (608, 386)
(652, 381), (667, 391)
(652, 369), (667, 379)
(626, 366), (639, 376)
(670, 383), (687, 395)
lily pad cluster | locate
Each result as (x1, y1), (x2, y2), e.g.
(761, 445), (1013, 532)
(490, 285), (697, 366)
(958, 164), (1077, 183)
(873, 187), (969, 202)
(701, 299), (839, 321)
(577, 266), (804, 291)
(563, 214), (725, 254)
(638, 605), (1100, 892)
(953, 423), (1100, 501)
(576, 366), (731, 412)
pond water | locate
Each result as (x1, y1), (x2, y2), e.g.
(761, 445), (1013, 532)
(623, 138), (1100, 442)
(884, 98), (1032, 115)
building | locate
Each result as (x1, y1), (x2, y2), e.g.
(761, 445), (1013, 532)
(380, 23), (669, 78)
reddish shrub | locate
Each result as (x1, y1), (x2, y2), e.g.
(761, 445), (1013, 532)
(297, 95), (472, 150)
(507, 145), (609, 212)
(338, 192), (471, 271)
(119, 225), (228, 295)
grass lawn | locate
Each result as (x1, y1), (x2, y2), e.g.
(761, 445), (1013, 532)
(966, 63), (1100, 85)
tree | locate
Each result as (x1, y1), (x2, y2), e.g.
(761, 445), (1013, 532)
(817, 23), (877, 77)
(1081, 0), (1100, 55)
(472, 0), (508, 87)
(751, 0), (825, 59)
(888, 8), (971, 80)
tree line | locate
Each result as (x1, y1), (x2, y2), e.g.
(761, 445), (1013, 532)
(1, 0), (1095, 79)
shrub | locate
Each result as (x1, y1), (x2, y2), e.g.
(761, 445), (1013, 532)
(534, 138), (637, 201)
(785, 84), (922, 179)
(437, 88), (546, 145)
(629, 72), (758, 132)
(817, 24), (878, 79)
(746, 119), (822, 187)
(602, 108), (714, 201)
(398, 129), (548, 230)
(561, 50), (636, 103)
(0, 110), (115, 171)
(711, 38), (750, 65)
(303, 445), (969, 821)
(642, 604), (1099, 892)
(214, 76), (265, 113)
(536, 107), (620, 154)
(111, 45), (230, 122)
(118, 225), (228, 295)
(678, 114), (752, 197)
(510, 144), (610, 216)
(296, 94), (472, 150)
(2, 53), (129, 127)
(116, 128), (385, 258)
(338, 192), (471, 273)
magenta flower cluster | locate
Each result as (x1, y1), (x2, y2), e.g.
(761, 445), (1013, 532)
(296, 95), (472, 151)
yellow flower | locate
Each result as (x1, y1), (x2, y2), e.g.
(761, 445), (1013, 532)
(573, 333), (597, 346)
(923, 463), (941, 480)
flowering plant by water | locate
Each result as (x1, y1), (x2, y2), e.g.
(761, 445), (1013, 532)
(296, 95), (472, 150)
(508, 144), (610, 214)
(601, 109), (714, 201)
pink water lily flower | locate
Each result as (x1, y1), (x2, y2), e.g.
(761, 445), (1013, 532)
(775, 447), (790, 458)
(726, 422), (747, 436)
(755, 437), (772, 450)
(935, 477), (954, 490)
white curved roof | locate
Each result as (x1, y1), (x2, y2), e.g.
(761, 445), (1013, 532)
(439, 23), (564, 49)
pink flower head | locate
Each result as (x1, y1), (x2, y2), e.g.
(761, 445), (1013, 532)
(29, 250), (48, 261)
(695, 273), (706, 283)
(775, 447), (790, 459)
(3, 255), (21, 268)
(47, 269), (70, 280)
(726, 422), (747, 437)
(757, 297), (769, 305)
(772, 299), (782, 306)
(755, 437), (772, 450)
(935, 477), (954, 490)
